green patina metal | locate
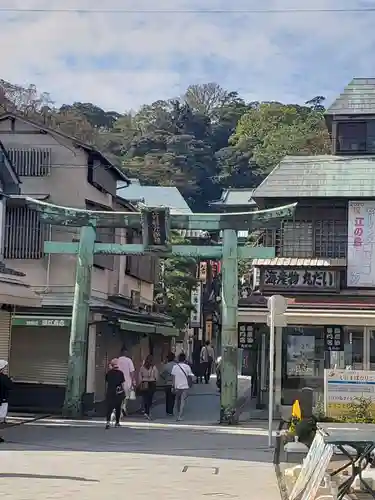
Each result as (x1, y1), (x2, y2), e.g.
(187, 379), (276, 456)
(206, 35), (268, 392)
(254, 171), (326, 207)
(44, 242), (275, 259)
(25, 197), (295, 230)
(221, 229), (239, 424)
(64, 224), (96, 417)
(23, 196), (297, 421)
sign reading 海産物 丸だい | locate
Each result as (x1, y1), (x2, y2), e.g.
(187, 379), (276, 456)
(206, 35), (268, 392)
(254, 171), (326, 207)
(324, 369), (375, 418)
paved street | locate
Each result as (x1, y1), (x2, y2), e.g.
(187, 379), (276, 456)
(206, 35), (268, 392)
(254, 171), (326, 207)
(1, 382), (281, 499)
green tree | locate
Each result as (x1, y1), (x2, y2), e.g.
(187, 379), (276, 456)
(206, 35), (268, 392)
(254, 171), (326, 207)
(154, 231), (198, 330)
(230, 102), (331, 173)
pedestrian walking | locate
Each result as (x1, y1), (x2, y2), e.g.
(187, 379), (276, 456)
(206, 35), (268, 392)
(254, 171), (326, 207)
(138, 355), (158, 420)
(117, 346), (136, 417)
(0, 359), (12, 443)
(171, 352), (194, 421)
(160, 352), (176, 416)
(200, 340), (215, 384)
(105, 358), (125, 430)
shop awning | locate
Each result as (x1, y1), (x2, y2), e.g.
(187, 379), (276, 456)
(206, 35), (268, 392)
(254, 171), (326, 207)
(119, 320), (156, 334)
(0, 278), (41, 308)
(238, 307), (375, 327)
(119, 319), (178, 337)
(155, 325), (179, 337)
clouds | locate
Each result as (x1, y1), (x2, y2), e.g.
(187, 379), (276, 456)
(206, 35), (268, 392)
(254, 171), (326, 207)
(1, 0), (375, 110)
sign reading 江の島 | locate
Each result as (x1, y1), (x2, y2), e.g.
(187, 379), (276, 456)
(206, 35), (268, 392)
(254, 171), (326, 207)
(262, 268), (337, 291)
(347, 201), (375, 287)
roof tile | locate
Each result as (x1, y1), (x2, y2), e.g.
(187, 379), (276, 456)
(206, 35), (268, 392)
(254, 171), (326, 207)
(326, 78), (375, 115)
(252, 155), (375, 198)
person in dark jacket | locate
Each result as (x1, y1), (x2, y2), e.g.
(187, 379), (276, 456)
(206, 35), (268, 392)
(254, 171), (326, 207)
(105, 358), (125, 429)
(0, 359), (13, 443)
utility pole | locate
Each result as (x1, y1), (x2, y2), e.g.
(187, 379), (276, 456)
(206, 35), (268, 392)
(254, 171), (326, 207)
(26, 197), (296, 419)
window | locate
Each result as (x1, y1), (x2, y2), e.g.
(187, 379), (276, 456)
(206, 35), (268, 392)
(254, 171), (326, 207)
(281, 221), (313, 257)
(7, 148), (51, 176)
(4, 206), (46, 259)
(314, 220), (347, 258)
(336, 121), (375, 153)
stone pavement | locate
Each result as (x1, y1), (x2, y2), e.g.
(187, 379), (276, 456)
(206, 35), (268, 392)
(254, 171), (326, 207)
(1, 381), (281, 500)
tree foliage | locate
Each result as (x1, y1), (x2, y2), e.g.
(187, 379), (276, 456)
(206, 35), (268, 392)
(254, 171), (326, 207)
(154, 232), (198, 330)
(0, 78), (331, 209)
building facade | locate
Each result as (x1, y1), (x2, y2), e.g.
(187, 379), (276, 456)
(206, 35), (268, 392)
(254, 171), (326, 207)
(0, 112), (175, 412)
(0, 139), (42, 373)
(237, 78), (375, 411)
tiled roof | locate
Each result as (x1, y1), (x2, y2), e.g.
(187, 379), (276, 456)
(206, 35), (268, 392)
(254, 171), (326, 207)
(117, 182), (192, 214)
(326, 78), (375, 115)
(252, 155), (375, 198)
(210, 188), (256, 206)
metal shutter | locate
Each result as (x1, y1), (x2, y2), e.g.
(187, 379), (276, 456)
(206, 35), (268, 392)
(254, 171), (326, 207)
(0, 311), (11, 366)
(9, 327), (69, 385)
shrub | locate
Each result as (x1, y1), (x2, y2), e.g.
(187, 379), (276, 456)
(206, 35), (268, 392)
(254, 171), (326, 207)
(341, 397), (375, 424)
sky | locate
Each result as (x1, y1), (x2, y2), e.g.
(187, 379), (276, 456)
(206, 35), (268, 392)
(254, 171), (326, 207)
(1, 0), (375, 112)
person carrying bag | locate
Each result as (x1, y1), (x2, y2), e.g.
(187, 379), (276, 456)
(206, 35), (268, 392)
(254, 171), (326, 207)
(171, 352), (194, 421)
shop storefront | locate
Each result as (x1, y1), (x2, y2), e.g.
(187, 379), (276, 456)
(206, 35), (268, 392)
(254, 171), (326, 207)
(238, 307), (375, 410)
(9, 315), (71, 411)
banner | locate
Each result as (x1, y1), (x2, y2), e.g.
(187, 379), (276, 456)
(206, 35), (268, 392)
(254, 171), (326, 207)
(347, 201), (375, 287)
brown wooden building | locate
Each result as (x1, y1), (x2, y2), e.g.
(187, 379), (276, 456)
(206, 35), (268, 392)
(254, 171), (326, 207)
(237, 78), (375, 409)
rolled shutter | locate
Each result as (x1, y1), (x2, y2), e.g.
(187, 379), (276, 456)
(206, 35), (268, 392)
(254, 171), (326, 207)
(0, 311), (11, 365)
(9, 326), (69, 385)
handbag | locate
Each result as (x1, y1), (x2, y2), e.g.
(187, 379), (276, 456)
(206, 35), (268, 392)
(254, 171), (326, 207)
(177, 364), (193, 389)
(129, 389), (136, 400)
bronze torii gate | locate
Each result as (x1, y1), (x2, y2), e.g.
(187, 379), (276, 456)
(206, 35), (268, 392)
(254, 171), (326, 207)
(25, 197), (296, 422)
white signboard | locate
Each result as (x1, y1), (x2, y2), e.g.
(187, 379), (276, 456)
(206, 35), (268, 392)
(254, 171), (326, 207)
(347, 201), (375, 287)
(324, 369), (375, 418)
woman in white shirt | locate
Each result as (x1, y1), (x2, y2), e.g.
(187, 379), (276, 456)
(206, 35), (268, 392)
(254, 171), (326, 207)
(171, 352), (193, 421)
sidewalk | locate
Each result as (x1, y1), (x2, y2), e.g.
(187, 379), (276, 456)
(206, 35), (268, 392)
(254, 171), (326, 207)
(1, 380), (282, 499)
